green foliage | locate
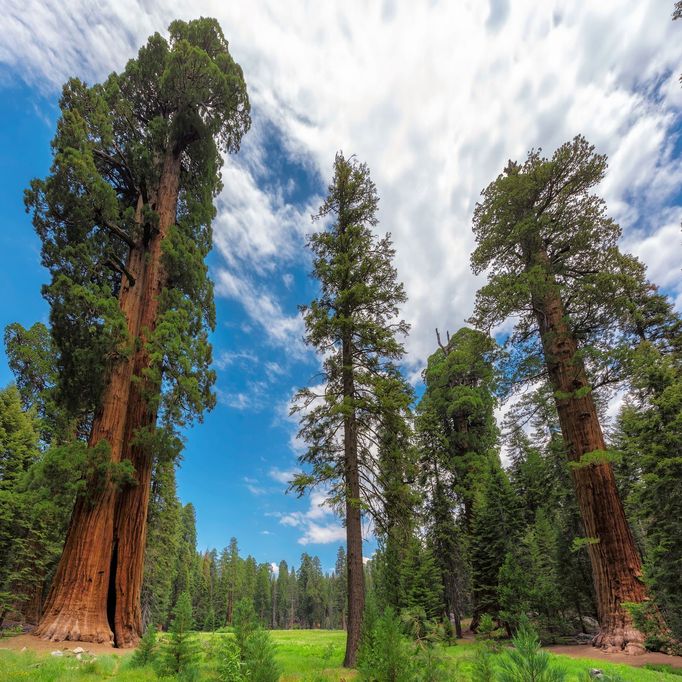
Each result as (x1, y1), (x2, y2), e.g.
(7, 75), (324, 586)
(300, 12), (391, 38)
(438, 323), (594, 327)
(242, 629), (280, 682)
(358, 607), (413, 681)
(614, 330), (682, 640)
(0, 391), (85, 623)
(475, 613), (506, 651)
(471, 646), (497, 682)
(233, 598), (259, 655)
(624, 602), (681, 655)
(214, 636), (243, 681)
(469, 460), (519, 622)
(291, 151), (409, 515)
(497, 625), (566, 682)
(23, 16), (251, 450)
(142, 456), (181, 630)
(158, 591), (200, 680)
(130, 626), (158, 667)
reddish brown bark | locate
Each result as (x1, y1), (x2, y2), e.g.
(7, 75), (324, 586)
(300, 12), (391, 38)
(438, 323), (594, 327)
(530, 248), (647, 654)
(34, 220), (148, 644)
(113, 150), (182, 647)
(342, 332), (364, 668)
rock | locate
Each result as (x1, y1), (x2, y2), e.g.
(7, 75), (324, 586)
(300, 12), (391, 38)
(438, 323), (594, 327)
(581, 616), (600, 633)
(50, 650), (64, 657)
(20, 646), (27, 652)
(588, 669), (603, 678)
(72, 646), (85, 654)
(76, 653), (82, 660)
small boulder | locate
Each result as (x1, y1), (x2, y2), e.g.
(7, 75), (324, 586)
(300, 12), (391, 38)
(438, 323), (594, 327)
(72, 646), (85, 654)
(50, 650), (63, 657)
(588, 669), (603, 678)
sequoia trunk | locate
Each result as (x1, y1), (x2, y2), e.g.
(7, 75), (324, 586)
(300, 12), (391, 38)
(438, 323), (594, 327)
(113, 150), (181, 647)
(342, 333), (364, 668)
(34, 217), (148, 643)
(530, 248), (647, 654)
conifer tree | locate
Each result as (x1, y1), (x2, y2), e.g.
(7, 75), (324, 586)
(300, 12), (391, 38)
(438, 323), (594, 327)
(469, 459), (519, 626)
(159, 590), (199, 678)
(292, 152), (409, 666)
(27, 18), (250, 645)
(334, 547), (348, 630)
(470, 135), (657, 652)
(612, 295), (682, 639)
(141, 455), (181, 629)
(416, 327), (500, 632)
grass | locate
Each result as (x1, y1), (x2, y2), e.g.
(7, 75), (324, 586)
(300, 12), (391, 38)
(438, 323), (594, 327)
(0, 629), (680, 681)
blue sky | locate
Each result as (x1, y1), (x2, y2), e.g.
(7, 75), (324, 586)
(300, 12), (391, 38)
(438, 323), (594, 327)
(1, 1), (681, 572)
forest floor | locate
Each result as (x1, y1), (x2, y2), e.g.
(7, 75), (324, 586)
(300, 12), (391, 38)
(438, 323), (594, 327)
(1, 629), (682, 680)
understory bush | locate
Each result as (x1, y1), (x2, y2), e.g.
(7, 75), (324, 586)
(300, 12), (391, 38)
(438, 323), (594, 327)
(242, 628), (280, 682)
(497, 625), (566, 682)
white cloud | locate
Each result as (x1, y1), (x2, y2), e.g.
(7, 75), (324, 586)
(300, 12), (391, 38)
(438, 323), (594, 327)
(215, 269), (305, 352)
(2, 0), (681, 372)
(274, 487), (347, 545)
(244, 476), (266, 496)
(268, 467), (299, 485)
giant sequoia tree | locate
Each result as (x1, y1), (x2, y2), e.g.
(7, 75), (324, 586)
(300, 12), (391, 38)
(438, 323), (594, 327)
(26, 18), (250, 645)
(292, 153), (409, 667)
(469, 136), (657, 653)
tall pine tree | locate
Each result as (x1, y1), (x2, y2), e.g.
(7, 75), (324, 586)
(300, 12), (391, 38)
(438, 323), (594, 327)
(292, 152), (409, 666)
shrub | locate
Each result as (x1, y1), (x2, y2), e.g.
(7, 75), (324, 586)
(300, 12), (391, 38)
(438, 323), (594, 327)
(130, 626), (157, 667)
(358, 607), (413, 682)
(413, 644), (453, 682)
(157, 591), (201, 681)
(497, 624), (566, 682)
(233, 598), (259, 656)
(471, 647), (496, 682)
(214, 635), (243, 681)
(476, 613), (506, 653)
(242, 628), (280, 682)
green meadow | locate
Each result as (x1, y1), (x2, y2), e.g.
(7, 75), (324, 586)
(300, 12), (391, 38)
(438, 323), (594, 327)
(1, 630), (681, 681)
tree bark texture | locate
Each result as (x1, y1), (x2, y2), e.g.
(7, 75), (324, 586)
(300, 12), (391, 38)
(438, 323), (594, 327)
(36, 149), (183, 646)
(530, 248), (647, 654)
(113, 150), (181, 647)
(34, 216), (148, 644)
(342, 333), (364, 668)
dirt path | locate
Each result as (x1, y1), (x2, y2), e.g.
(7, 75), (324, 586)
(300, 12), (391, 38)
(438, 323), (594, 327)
(0, 633), (133, 656)
(544, 643), (682, 670)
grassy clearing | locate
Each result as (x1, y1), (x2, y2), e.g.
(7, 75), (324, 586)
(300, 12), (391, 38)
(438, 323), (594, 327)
(0, 629), (680, 681)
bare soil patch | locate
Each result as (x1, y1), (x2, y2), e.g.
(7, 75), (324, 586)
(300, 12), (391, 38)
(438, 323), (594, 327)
(0, 633), (134, 656)
(545, 642), (682, 669)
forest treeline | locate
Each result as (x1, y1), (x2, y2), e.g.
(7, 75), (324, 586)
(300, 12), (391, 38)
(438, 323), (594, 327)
(0, 10), (681, 673)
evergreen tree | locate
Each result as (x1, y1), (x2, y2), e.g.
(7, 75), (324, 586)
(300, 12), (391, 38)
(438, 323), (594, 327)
(159, 591), (200, 679)
(27, 17), (250, 646)
(141, 456), (181, 629)
(469, 459), (518, 626)
(470, 135), (655, 652)
(416, 327), (500, 632)
(242, 628), (280, 682)
(334, 547), (348, 630)
(292, 152), (409, 666)
(275, 560), (290, 628)
(130, 625), (158, 668)
(612, 310), (682, 639)
(222, 537), (241, 624)
(254, 563), (272, 625)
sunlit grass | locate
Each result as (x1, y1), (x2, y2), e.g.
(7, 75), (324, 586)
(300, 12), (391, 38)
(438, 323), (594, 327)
(0, 629), (680, 680)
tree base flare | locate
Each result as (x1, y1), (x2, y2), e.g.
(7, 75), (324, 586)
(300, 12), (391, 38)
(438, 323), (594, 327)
(592, 626), (646, 655)
(33, 614), (113, 646)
